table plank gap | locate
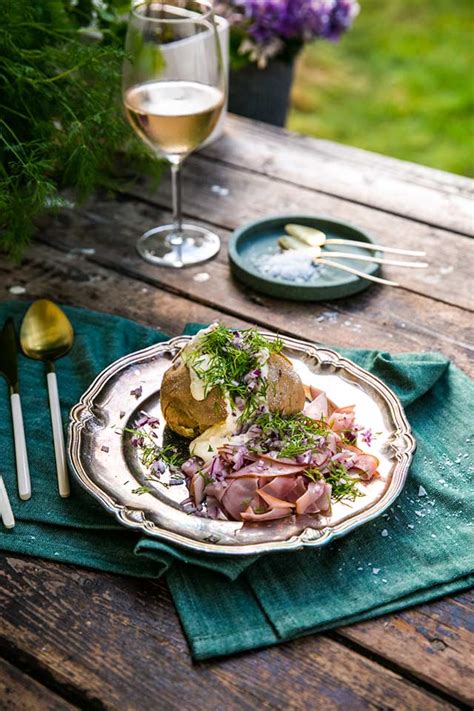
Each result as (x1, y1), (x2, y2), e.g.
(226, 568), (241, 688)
(18, 232), (473, 376)
(0, 555), (463, 711)
(330, 629), (473, 708)
(34, 192), (474, 320)
(194, 152), (474, 238)
(120, 165), (474, 310)
(198, 116), (474, 235)
(0, 654), (89, 711)
(220, 117), (474, 197)
(1, 247), (473, 706)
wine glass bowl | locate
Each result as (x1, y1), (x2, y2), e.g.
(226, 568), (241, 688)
(123, 1), (226, 267)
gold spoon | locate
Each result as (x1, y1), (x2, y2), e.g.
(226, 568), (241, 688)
(20, 300), (74, 498)
(278, 236), (428, 268)
(285, 224), (427, 257)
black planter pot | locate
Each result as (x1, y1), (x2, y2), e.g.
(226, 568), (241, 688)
(228, 59), (295, 127)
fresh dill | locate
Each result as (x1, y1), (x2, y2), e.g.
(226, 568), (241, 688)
(305, 463), (363, 503)
(126, 428), (186, 472)
(250, 411), (329, 458)
(131, 485), (153, 495)
(185, 325), (283, 419)
(199, 471), (214, 487)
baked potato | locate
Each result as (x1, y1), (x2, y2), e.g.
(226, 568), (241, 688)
(161, 351), (305, 438)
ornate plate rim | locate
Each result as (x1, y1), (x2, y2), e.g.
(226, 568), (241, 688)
(68, 333), (416, 555)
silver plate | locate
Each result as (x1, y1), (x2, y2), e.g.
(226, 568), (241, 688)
(68, 334), (416, 555)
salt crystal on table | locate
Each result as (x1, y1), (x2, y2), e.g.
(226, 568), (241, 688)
(193, 272), (210, 283)
(357, 567), (363, 571)
(211, 185), (229, 197)
(372, 568), (380, 575)
(418, 485), (427, 497)
(381, 529), (388, 537)
(70, 247), (95, 255)
(9, 285), (26, 295)
(407, 524), (414, 529)
(382, 579), (388, 583)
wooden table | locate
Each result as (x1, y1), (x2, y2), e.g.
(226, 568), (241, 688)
(1, 115), (473, 711)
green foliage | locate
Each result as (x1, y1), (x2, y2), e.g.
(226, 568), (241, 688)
(0, 0), (161, 259)
(289, 0), (474, 176)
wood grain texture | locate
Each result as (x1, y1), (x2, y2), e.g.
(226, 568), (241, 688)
(202, 115), (474, 235)
(338, 590), (474, 706)
(0, 656), (77, 711)
(0, 554), (463, 711)
(124, 159), (474, 310)
(34, 195), (474, 375)
(1, 241), (472, 707)
(1, 114), (472, 709)
(1, 242), (247, 337)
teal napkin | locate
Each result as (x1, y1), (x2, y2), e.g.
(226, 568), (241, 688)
(0, 302), (472, 660)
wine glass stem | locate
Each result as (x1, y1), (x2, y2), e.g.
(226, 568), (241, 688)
(170, 162), (183, 246)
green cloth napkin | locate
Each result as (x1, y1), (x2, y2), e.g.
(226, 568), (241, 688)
(0, 302), (472, 661)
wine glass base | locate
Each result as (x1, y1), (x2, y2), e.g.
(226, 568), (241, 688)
(136, 224), (220, 268)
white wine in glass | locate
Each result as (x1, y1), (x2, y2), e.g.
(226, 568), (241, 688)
(123, 1), (226, 267)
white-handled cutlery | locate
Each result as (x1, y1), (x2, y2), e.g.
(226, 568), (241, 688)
(0, 474), (15, 529)
(20, 300), (74, 498)
(0, 318), (31, 500)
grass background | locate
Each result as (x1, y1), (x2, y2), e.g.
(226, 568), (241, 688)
(288, 0), (474, 176)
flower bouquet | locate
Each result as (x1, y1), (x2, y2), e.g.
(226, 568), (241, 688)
(216, 0), (359, 125)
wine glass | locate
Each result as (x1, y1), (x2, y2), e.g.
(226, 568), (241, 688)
(123, 1), (226, 267)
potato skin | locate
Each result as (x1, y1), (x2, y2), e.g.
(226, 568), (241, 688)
(161, 352), (306, 438)
(160, 358), (227, 438)
(267, 352), (306, 415)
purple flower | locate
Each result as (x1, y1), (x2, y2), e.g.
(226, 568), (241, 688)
(151, 460), (166, 474)
(130, 386), (142, 399)
(216, 0), (359, 65)
(361, 429), (374, 446)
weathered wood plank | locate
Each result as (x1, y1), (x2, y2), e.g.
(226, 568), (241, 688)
(0, 555), (461, 711)
(338, 590), (474, 706)
(124, 158), (474, 310)
(0, 243), (251, 336)
(0, 656), (77, 711)
(201, 115), (474, 235)
(33, 197), (474, 375)
(1, 242), (472, 706)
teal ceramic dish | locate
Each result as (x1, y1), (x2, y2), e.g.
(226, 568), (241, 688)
(228, 215), (382, 301)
